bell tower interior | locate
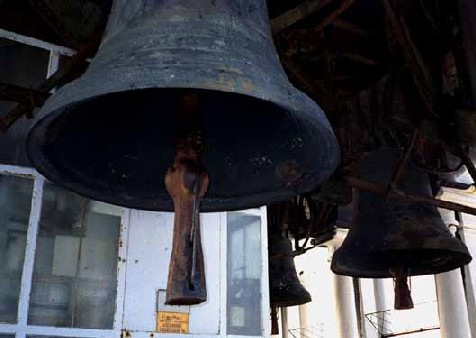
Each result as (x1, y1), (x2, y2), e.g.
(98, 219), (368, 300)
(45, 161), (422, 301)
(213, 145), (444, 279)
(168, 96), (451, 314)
(1, 0), (476, 338)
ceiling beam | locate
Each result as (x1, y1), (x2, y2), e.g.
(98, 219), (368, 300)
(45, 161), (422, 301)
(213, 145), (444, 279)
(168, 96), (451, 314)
(0, 83), (50, 105)
(314, 0), (355, 33)
(271, 0), (332, 35)
(331, 19), (372, 38)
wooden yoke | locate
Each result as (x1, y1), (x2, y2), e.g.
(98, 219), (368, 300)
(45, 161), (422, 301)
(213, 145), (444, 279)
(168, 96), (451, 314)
(165, 93), (209, 305)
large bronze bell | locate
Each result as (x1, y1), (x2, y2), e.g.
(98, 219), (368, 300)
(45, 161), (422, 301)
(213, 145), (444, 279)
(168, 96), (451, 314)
(268, 202), (311, 307)
(331, 147), (471, 309)
(26, 0), (339, 306)
(26, 0), (339, 212)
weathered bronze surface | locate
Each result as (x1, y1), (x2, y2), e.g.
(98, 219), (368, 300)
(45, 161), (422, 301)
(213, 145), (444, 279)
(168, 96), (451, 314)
(331, 147), (472, 278)
(26, 0), (339, 212)
(268, 231), (311, 307)
(268, 204), (311, 307)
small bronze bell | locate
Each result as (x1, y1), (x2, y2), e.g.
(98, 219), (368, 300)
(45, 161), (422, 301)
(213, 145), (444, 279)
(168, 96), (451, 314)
(26, 0), (340, 305)
(268, 231), (312, 307)
(331, 148), (472, 309)
(268, 202), (312, 307)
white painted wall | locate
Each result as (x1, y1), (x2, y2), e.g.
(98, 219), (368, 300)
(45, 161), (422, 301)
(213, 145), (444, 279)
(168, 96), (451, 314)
(123, 211), (221, 334)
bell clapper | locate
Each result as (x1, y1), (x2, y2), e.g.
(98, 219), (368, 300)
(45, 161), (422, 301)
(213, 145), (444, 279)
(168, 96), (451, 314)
(391, 266), (414, 310)
(271, 305), (279, 335)
(165, 92), (209, 305)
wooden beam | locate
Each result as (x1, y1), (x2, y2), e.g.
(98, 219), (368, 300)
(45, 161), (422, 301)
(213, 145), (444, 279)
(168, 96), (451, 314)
(271, 0), (356, 35)
(315, 0), (355, 33)
(0, 83), (50, 105)
(0, 35), (100, 132)
(271, 0), (332, 35)
(337, 52), (380, 66)
(382, 0), (434, 116)
(345, 176), (476, 216)
(331, 19), (372, 38)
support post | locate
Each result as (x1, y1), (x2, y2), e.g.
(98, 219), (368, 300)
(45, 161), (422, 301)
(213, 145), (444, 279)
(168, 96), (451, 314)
(328, 229), (360, 338)
(435, 269), (471, 338)
(435, 211), (472, 338)
(281, 307), (289, 338)
(298, 272), (309, 338)
(333, 274), (360, 338)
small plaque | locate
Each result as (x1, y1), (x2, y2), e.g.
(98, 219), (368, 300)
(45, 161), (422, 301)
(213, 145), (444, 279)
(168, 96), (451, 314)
(157, 311), (189, 334)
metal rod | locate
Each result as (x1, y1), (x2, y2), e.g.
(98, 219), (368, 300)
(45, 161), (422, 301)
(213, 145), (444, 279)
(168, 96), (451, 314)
(381, 326), (440, 338)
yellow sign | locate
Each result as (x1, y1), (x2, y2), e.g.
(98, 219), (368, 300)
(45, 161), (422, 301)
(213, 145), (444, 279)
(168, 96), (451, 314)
(157, 311), (189, 334)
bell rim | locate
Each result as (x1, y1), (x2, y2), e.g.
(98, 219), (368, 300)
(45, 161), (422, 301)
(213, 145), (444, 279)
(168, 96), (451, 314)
(330, 247), (472, 278)
(27, 88), (340, 212)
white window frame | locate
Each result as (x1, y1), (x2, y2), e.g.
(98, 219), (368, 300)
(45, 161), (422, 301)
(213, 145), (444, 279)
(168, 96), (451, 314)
(0, 165), (270, 338)
(221, 208), (270, 338)
(0, 28), (127, 337)
(0, 164), (129, 338)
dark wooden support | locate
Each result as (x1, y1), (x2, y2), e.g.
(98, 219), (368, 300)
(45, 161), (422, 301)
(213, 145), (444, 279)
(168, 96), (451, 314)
(0, 35), (99, 132)
(331, 19), (372, 38)
(271, 0), (332, 34)
(384, 129), (419, 199)
(165, 93), (208, 305)
(0, 83), (50, 105)
(458, 0), (476, 109)
(345, 176), (476, 216)
(382, 0), (434, 116)
(315, 0), (355, 33)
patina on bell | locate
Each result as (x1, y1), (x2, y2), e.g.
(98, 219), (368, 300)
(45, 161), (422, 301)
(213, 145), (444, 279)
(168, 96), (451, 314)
(268, 202), (311, 307)
(26, 0), (339, 212)
(331, 148), (471, 308)
(268, 231), (312, 307)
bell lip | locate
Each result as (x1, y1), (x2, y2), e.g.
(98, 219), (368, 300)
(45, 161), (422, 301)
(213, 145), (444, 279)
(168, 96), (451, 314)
(270, 291), (312, 307)
(270, 299), (312, 308)
(26, 89), (340, 212)
(330, 248), (472, 278)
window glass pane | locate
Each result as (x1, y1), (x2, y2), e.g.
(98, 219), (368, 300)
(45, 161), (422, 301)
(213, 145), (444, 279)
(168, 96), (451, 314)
(0, 174), (34, 323)
(28, 183), (121, 329)
(227, 212), (262, 336)
(0, 38), (49, 166)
